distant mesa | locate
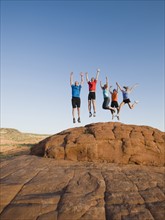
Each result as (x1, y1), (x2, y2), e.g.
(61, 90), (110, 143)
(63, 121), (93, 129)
(0, 128), (21, 135)
(31, 122), (165, 167)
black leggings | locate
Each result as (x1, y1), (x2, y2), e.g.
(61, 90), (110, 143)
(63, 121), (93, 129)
(102, 97), (110, 109)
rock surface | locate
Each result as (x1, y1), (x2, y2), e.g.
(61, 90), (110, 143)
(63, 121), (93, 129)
(31, 122), (165, 167)
(1, 123), (165, 220)
(0, 155), (165, 220)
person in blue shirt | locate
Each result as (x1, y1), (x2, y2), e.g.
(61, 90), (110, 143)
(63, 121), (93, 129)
(70, 72), (84, 123)
(100, 77), (115, 113)
(116, 82), (139, 119)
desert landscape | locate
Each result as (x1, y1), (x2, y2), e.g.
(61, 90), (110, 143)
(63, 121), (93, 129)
(0, 122), (165, 220)
(0, 128), (49, 160)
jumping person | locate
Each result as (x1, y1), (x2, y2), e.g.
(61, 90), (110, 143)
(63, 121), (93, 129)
(85, 69), (100, 117)
(100, 77), (116, 113)
(70, 72), (84, 123)
(116, 82), (139, 118)
(109, 83), (119, 120)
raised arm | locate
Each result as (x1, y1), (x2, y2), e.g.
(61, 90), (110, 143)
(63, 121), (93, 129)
(80, 72), (84, 85)
(116, 85), (119, 93)
(70, 72), (73, 86)
(109, 85), (113, 94)
(85, 72), (89, 82)
(106, 76), (108, 87)
(96, 68), (100, 81)
(129, 83), (139, 92)
(100, 80), (103, 89)
(116, 82), (122, 91)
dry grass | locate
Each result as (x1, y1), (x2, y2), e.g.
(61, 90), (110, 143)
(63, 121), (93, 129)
(0, 128), (49, 159)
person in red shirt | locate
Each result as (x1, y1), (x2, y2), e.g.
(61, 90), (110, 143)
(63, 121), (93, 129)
(85, 69), (100, 117)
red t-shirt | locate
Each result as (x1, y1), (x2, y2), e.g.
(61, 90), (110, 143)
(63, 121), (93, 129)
(88, 80), (97, 91)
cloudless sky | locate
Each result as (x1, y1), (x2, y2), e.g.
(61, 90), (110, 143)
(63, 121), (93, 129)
(1, 0), (164, 134)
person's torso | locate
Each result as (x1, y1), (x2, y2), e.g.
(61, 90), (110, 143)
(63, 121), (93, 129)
(122, 91), (129, 100)
(88, 80), (97, 91)
(72, 85), (81, 97)
(103, 89), (109, 98)
(112, 91), (118, 101)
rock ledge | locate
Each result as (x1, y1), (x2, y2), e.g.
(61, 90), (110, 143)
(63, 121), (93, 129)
(31, 122), (165, 167)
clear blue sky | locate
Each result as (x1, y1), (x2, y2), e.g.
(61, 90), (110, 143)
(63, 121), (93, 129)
(1, 0), (164, 134)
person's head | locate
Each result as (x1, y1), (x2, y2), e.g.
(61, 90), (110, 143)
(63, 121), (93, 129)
(113, 89), (117, 93)
(75, 81), (79, 86)
(123, 86), (129, 91)
(104, 84), (108, 89)
(91, 77), (95, 82)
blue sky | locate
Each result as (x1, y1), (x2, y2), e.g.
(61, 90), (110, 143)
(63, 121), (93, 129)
(1, 0), (164, 134)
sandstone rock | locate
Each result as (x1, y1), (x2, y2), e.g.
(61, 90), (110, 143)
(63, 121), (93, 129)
(0, 155), (164, 220)
(31, 122), (165, 166)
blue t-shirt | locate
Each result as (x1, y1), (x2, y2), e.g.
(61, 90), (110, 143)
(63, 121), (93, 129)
(71, 85), (82, 98)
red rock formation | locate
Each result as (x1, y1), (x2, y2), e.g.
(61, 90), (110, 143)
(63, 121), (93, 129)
(31, 122), (165, 166)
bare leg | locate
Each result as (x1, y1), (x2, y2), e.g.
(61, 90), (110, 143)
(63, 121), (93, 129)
(77, 107), (80, 118)
(72, 108), (76, 123)
(72, 108), (75, 118)
(88, 100), (91, 113)
(117, 107), (119, 114)
(108, 106), (115, 111)
(118, 101), (125, 114)
(77, 107), (81, 123)
(128, 102), (138, 109)
(92, 99), (96, 113)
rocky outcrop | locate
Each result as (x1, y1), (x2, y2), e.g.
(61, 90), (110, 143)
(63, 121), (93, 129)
(0, 155), (164, 220)
(31, 122), (165, 167)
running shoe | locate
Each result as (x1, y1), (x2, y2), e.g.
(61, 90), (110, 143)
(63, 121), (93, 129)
(93, 112), (96, 117)
(134, 100), (139, 104)
(78, 117), (81, 123)
(73, 118), (76, 123)
(89, 112), (92, 117)
(116, 115), (120, 120)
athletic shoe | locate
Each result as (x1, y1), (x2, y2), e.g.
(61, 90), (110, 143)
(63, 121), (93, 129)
(89, 112), (92, 117)
(93, 112), (96, 117)
(78, 117), (81, 123)
(112, 114), (115, 120)
(134, 100), (139, 104)
(116, 115), (120, 120)
(73, 118), (76, 123)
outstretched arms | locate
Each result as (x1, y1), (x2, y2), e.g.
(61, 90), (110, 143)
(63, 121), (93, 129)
(116, 82), (122, 91)
(100, 80), (103, 89)
(100, 76), (108, 89)
(70, 72), (73, 86)
(109, 85), (113, 94)
(85, 72), (89, 82)
(105, 76), (108, 87)
(70, 72), (84, 86)
(80, 72), (84, 85)
(129, 83), (139, 92)
(96, 69), (100, 81)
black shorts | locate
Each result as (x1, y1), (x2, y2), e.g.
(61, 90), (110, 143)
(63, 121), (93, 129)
(102, 97), (110, 109)
(88, 92), (96, 100)
(111, 101), (119, 108)
(72, 97), (81, 108)
(123, 99), (131, 104)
